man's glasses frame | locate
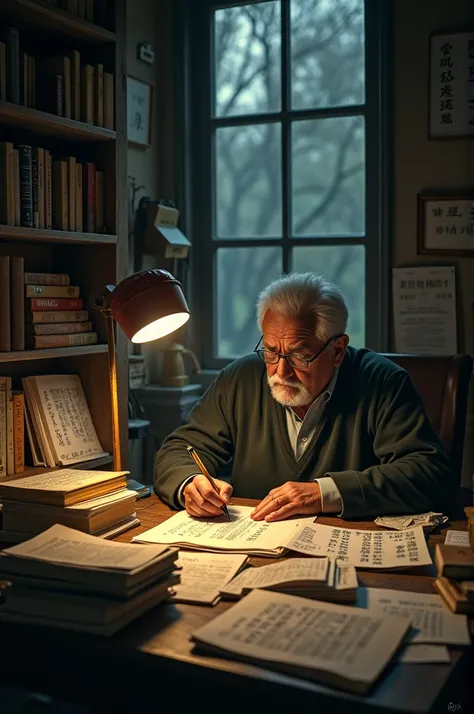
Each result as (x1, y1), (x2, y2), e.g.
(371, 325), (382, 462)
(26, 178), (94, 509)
(253, 333), (345, 370)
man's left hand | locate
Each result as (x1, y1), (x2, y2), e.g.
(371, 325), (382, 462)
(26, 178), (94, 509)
(250, 481), (322, 522)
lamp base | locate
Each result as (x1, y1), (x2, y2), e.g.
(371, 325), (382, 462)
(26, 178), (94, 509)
(126, 478), (152, 499)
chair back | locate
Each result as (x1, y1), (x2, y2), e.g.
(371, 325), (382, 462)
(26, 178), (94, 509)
(380, 353), (473, 486)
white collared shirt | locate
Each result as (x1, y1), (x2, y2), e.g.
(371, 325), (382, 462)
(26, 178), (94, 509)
(284, 368), (343, 513)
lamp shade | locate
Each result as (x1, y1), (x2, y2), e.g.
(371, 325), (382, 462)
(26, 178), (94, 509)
(110, 269), (190, 343)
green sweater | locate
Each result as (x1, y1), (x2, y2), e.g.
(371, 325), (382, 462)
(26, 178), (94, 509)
(153, 347), (454, 519)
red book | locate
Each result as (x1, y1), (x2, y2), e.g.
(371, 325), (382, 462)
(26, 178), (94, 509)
(27, 297), (83, 311)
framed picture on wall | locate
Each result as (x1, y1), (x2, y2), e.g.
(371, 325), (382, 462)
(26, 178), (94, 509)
(417, 193), (474, 255)
(429, 31), (474, 138)
(127, 76), (153, 148)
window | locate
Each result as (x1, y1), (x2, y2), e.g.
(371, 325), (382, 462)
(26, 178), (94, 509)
(184, 0), (390, 369)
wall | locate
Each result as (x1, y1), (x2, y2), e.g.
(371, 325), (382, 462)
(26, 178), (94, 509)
(394, 0), (473, 488)
(126, 0), (176, 477)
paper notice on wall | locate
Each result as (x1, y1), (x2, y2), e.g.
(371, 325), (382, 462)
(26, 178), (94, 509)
(392, 266), (457, 355)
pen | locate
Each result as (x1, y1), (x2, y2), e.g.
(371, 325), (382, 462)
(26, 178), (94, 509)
(186, 444), (231, 520)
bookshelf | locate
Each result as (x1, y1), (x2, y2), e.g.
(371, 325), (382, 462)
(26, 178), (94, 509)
(0, 0), (128, 475)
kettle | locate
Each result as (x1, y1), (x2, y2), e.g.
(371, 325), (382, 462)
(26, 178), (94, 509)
(160, 342), (201, 387)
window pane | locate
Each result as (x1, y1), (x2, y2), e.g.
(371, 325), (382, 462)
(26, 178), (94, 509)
(291, 116), (365, 237)
(214, 2), (281, 117)
(216, 247), (281, 359)
(292, 245), (365, 347)
(290, 0), (365, 110)
(215, 123), (282, 238)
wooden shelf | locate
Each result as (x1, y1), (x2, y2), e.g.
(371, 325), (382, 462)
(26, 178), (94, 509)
(0, 101), (116, 142)
(0, 455), (114, 482)
(1, 0), (116, 43)
(0, 344), (108, 364)
(0, 224), (117, 245)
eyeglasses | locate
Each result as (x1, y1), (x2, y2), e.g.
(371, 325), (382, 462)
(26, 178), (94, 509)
(254, 333), (344, 370)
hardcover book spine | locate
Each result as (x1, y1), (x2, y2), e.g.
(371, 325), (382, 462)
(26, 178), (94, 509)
(81, 65), (94, 125)
(70, 50), (81, 121)
(30, 332), (97, 349)
(13, 148), (20, 226)
(18, 145), (33, 228)
(75, 162), (83, 232)
(32, 148), (39, 228)
(53, 160), (68, 231)
(66, 156), (76, 231)
(13, 391), (24, 474)
(0, 256), (11, 351)
(6, 377), (14, 475)
(6, 27), (19, 104)
(25, 273), (71, 286)
(28, 298), (83, 311)
(25, 285), (80, 298)
(27, 309), (88, 323)
(95, 63), (103, 127)
(28, 321), (93, 336)
(10, 256), (25, 351)
(0, 377), (6, 478)
(0, 142), (15, 226)
(83, 162), (96, 232)
(45, 150), (52, 229)
(95, 170), (104, 232)
(37, 148), (45, 229)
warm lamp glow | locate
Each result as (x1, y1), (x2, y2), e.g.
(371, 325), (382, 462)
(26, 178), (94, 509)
(110, 269), (190, 343)
(132, 312), (190, 343)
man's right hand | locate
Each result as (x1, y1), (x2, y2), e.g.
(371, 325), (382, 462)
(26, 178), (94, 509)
(183, 475), (233, 517)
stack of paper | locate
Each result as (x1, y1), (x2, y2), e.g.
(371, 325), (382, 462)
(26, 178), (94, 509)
(171, 552), (248, 606)
(132, 505), (316, 557)
(0, 469), (139, 542)
(191, 589), (412, 695)
(219, 557), (357, 603)
(0, 524), (179, 635)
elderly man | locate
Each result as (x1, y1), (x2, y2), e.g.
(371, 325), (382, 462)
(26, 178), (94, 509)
(154, 273), (453, 521)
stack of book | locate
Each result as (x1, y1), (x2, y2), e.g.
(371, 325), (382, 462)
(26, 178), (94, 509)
(0, 468), (139, 542)
(219, 557), (358, 603)
(433, 542), (474, 614)
(0, 524), (179, 635)
(0, 27), (114, 126)
(0, 141), (106, 235)
(24, 278), (97, 350)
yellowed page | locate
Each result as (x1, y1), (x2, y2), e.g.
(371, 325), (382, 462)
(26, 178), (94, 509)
(285, 523), (432, 568)
(172, 552), (248, 605)
(192, 589), (412, 693)
(220, 557), (329, 598)
(357, 587), (470, 645)
(133, 505), (316, 555)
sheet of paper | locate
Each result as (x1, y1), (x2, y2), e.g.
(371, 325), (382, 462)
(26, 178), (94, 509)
(172, 552), (248, 605)
(2, 524), (171, 571)
(397, 644), (450, 664)
(220, 557), (329, 598)
(444, 530), (470, 547)
(357, 588), (470, 645)
(285, 523), (432, 568)
(375, 512), (448, 531)
(132, 505), (316, 554)
(192, 589), (412, 694)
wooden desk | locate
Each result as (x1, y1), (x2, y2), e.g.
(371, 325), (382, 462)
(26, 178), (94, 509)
(0, 495), (472, 714)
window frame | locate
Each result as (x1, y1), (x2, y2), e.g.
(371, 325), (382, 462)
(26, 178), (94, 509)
(178, 0), (393, 371)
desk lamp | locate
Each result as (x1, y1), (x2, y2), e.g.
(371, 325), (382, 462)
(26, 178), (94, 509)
(92, 269), (190, 497)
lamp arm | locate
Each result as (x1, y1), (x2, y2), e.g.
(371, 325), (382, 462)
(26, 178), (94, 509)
(105, 313), (122, 472)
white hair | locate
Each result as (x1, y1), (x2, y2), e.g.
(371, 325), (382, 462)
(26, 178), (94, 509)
(256, 273), (348, 341)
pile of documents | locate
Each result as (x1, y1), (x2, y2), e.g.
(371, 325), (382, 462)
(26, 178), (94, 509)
(0, 469), (139, 542)
(433, 540), (474, 614)
(219, 557), (357, 603)
(0, 524), (179, 635)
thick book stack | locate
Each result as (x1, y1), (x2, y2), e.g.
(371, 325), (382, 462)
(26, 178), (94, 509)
(433, 542), (474, 614)
(0, 469), (139, 542)
(0, 144), (106, 234)
(0, 27), (114, 127)
(219, 557), (358, 604)
(0, 262), (98, 352)
(0, 524), (179, 635)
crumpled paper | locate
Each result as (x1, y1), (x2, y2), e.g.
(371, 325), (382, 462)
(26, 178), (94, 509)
(374, 512), (448, 532)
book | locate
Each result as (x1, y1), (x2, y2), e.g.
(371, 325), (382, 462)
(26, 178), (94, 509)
(27, 298), (83, 311)
(21, 374), (108, 467)
(0, 524), (180, 635)
(25, 285), (80, 298)
(27, 332), (98, 349)
(26, 322), (93, 336)
(10, 256), (24, 351)
(434, 543), (474, 579)
(26, 309), (89, 324)
(0, 255), (11, 351)
(132, 505), (317, 557)
(191, 589), (412, 695)
(12, 391), (24, 473)
(1, 488), (137, 536)
(171, 552), (248, 606)
(0, 469), (128, 507)
(25, 273), (71, 286)
(433, 576), (474, 615)
(220, 557), (358, 604)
